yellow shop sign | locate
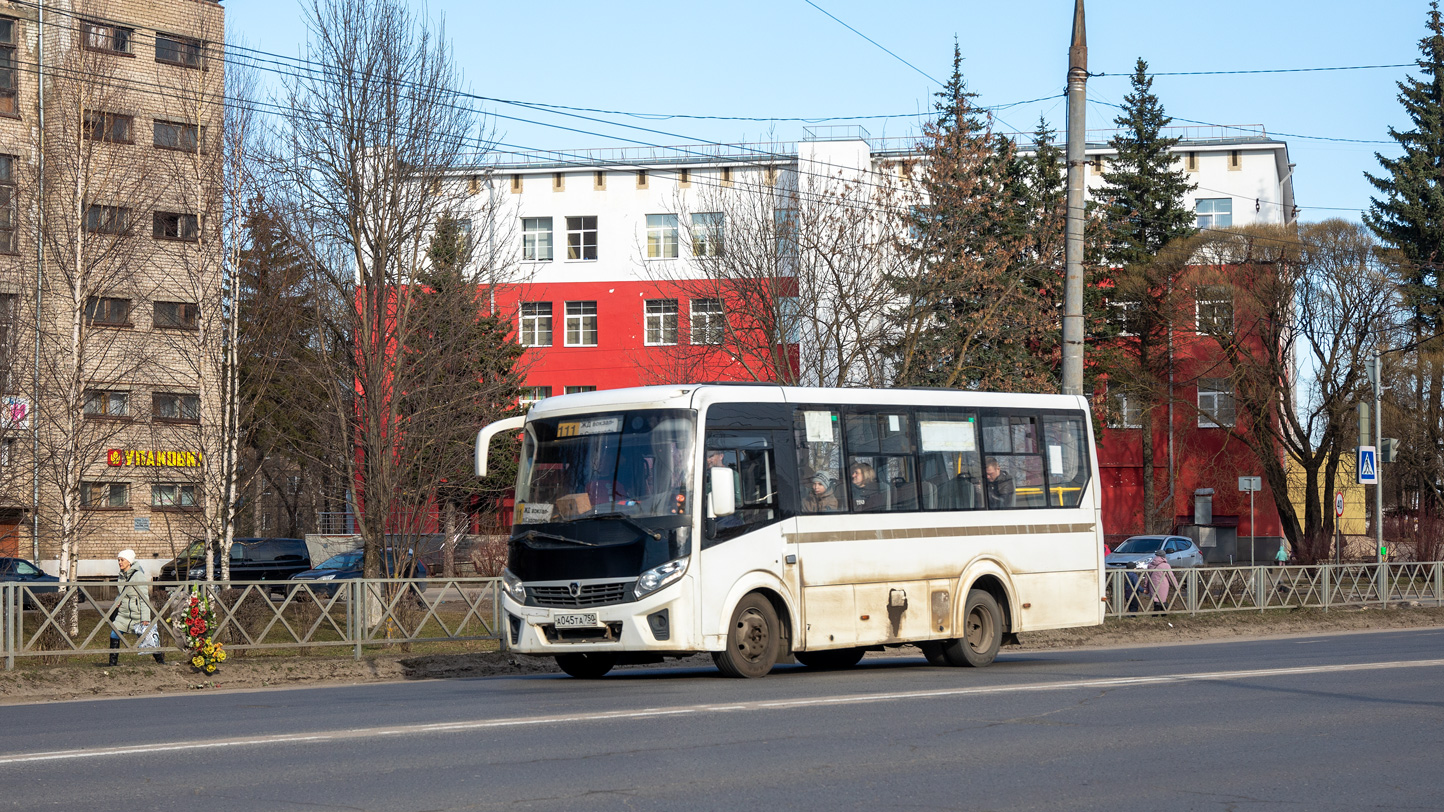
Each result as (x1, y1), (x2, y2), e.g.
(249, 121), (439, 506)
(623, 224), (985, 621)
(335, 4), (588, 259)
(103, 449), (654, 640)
(106, 449), (203, 467)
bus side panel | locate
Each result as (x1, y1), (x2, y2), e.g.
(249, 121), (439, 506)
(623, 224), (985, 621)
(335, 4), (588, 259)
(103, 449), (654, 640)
(1009, 569), (1105, 630)
(798, 584), (858, 648)
(695, 521), (795, 650)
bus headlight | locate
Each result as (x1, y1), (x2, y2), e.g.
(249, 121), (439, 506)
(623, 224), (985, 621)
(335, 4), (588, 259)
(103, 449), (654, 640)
(635, 557), (688, 599)
(500, 568), (526, 604)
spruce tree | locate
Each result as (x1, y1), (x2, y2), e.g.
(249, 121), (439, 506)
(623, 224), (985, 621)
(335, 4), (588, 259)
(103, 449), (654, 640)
(890, 44), (1053, 392)
(1097, 58), (1197, 532)
(1365, 1), (1444, 516)
(1366, 0), (1444, 331)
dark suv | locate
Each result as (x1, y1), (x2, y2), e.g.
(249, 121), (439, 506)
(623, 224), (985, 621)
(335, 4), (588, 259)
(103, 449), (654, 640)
(158, 538), (312, 584)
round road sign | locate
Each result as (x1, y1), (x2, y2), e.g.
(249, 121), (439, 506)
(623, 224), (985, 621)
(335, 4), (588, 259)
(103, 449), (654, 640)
(1335, 491), (1345, 518)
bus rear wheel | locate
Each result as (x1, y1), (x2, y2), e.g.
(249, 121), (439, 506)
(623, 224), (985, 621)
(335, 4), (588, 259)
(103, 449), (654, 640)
(794, 647), (865, 670)
(942, 589), (1003, 668)
(713, 594), (781, 678)
(555, 653), (617, 679)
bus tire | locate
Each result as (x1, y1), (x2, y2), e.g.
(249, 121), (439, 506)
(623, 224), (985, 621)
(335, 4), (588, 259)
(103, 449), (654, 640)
(942, 589), (1002, 668)
(555, 653), (617, 679)
(713, 593), (781, 678)
(794, 647), (865, 670)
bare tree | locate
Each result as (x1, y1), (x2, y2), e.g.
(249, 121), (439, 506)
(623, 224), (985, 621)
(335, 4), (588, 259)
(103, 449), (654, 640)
(1188, 221), (1400, 562)
(35, 14), (163, 590)
(270, 0), (506, 578)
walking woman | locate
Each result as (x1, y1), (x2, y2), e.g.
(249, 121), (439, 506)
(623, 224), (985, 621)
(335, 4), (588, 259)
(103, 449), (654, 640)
(108, 549), (165, 665)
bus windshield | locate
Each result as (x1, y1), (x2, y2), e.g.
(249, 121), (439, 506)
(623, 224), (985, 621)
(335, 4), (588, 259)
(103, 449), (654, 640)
(515, 410), (695, 525)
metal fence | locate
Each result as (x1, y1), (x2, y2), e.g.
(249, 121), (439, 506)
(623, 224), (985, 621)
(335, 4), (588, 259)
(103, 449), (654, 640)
(2, 578), (502, 670)
(1107, 562), (1444, 617)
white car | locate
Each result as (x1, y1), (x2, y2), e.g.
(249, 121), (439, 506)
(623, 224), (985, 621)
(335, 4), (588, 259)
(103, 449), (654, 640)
(1105, 535), (1204, 569)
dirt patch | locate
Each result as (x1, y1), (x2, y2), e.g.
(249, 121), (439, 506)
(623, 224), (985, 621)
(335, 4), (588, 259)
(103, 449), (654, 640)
(4, 604), (1442, 705)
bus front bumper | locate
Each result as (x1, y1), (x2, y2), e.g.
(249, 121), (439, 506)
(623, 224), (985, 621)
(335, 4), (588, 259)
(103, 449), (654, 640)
(502, 589), (691, 654)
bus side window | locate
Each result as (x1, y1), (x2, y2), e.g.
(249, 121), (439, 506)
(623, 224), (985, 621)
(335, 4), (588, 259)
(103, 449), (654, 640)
(704, 433), (780, 543)
(794, 408), (843, 514)
(1043, 415), (1090, 507)
(917, 411), (983, 511)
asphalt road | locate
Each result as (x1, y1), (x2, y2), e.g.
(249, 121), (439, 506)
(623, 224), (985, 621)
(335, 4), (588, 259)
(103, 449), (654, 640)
(3, 628), (1443, 812)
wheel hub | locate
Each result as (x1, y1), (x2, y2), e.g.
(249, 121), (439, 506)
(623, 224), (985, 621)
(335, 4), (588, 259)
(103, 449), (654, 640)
(735, 610), (769, 660)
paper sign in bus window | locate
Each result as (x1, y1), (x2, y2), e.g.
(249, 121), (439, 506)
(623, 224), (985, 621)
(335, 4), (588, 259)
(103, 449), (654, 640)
(804, 410), (835, 442)
(1049, 445), (1064, 475)
(919, 420), (976, 452)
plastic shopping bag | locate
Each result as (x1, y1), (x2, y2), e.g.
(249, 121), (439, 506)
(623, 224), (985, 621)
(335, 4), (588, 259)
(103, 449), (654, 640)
(135, 621), (161, 651)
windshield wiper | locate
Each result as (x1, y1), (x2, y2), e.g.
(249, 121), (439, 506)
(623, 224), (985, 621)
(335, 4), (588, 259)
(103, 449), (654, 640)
(590, 512), (663, 541)
(519, 529), (598, 547)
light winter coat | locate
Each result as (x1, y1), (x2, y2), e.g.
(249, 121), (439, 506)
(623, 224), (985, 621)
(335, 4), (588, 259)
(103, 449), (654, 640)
(112, 565), (153, 632)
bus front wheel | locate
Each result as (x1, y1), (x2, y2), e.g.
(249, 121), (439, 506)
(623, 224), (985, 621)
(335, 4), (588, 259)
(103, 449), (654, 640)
(713, 594), (781, 678)
(555, 653), (617, 679)
(942, 589), (1002, 668)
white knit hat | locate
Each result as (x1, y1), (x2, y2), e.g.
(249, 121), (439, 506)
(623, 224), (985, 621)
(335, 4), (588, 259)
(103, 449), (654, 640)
(117, 549), (137, 564)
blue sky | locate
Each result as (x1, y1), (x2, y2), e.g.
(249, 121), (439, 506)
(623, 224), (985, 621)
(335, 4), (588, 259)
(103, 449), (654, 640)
(226, 0), (1428, 221)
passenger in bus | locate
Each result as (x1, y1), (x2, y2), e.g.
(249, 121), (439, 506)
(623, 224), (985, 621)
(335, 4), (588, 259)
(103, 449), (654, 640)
(849, 462), (886, 512)
(981, 457), (1015, 509)
(803, 471), (840, 513)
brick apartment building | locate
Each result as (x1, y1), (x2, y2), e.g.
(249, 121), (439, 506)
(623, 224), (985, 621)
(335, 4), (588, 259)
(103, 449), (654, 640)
(0, 0), (225, 576)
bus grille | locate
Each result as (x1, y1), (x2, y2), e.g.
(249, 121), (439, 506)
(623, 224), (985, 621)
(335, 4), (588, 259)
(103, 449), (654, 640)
(529, 581), (634, 608)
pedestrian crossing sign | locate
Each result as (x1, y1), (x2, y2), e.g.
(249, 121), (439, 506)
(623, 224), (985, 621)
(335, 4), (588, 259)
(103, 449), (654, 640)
(1358, 446), (1377, 485)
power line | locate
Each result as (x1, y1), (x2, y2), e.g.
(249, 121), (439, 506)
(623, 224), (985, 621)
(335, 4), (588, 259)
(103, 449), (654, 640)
(802, 0), (942, 87)
(1094, 63), (1414, 78)
(1089, 99), (1392, 145)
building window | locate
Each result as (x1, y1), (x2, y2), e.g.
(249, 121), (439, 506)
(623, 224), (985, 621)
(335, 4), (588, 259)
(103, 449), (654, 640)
(1109, 299), (1140, 337)
(566, 216), (597, 261)
(153, 392), (200, 423)
(721, 166), (733, 186)
(552, 172), (564, 191)
(519, 386), (551, 407)
(593, 171), (606, 190)
(1228, 150), (1242, 170)
(85, 296), (131, 326)
(151, 483), (197, 509)
(1196, 285), (1233, 334)
(0, 292), (15, 392)
(1197, 378), (1236, 428)
(1, 437), (12, 465)
(155, 33), (203, 68)
(1107, 385), (1144, 429)
(644, 299), (678, 345)
(518, 302), (552, 347)
(690, 298), (724, 345)
(522, 217), (553, 262)
(774, 208), (798, 258)
(82, 20), (132, 54)
(636, 169), (648, 189)
(0, 18), (17, 117)
(646, 214), (679, 259)
(153, 211), (199, 241)
(679, 168), (691, 187)
(564, 301), (597, 347)
(1185, 152), (1199, 172)
(153, 119), (201, 152)
(154, 300), (199, 329)
(84, 111), (133, 144)
(84, 205), (130, 235)
(83, 389), (128, 418)
(564, 386), (596, 394)
(691, 212), (724, 258)
(510, 174), (522, 193)
(81, 482), (129, 509)
(1196, 198), (1232, 229)
(0, 155), (15, 254)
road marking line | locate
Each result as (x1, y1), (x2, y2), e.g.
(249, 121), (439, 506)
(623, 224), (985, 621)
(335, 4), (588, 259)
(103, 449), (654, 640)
(4, 657), (1442, 765)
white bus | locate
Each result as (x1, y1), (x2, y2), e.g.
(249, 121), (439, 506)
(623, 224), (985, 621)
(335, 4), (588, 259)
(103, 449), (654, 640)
(476, 384), (1104, 679)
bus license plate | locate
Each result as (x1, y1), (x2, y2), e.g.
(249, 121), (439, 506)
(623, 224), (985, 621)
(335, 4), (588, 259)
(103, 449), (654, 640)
(554, 612), (600, 629)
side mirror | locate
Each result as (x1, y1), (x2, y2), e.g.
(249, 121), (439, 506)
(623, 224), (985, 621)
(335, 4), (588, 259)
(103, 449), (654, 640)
(709, 467), (737, 518)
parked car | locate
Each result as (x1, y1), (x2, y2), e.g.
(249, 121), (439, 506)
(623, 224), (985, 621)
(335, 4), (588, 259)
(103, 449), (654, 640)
(288, 549), (428, 598)
(0, 556), (60, 608)
(157, 538), (313, 585)
(1105, 535), (1205, 570)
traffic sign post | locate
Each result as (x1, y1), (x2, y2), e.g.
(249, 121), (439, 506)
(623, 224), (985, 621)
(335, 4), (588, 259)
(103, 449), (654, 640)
(1335, 490), (1344, 565)
(1239, 477), (1261, 565)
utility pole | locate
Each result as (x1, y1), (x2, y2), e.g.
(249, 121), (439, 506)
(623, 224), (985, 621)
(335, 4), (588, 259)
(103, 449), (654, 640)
(1061, 0), (1087, 396)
